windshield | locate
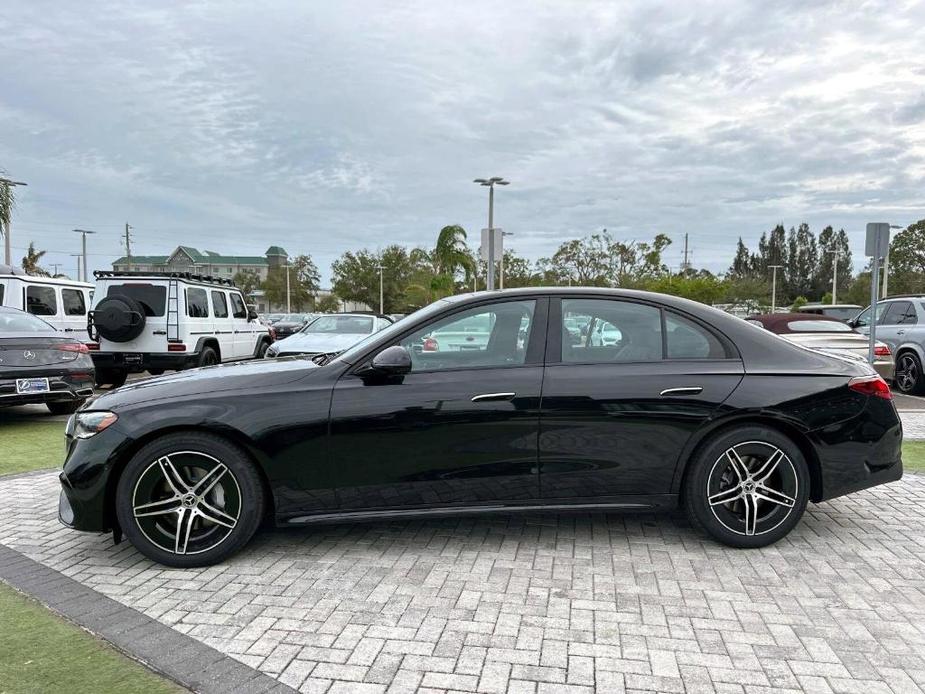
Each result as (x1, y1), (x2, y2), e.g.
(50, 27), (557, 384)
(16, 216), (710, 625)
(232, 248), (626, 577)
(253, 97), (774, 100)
(279, 313), (310, 323)
(787, 320), (853, 333)
(334, 299), (452, 364)
(304, 315), (374, 335)
(0, 310), (56, 332)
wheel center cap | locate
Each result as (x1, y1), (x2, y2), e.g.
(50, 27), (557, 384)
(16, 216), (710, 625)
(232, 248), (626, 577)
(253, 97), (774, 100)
(743, 481), (756, 493)
(181, 494), (197, 508)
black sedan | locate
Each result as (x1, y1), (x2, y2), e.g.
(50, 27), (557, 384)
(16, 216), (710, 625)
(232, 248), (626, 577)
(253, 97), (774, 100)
(1, 307), (95, 414)
(58, 289), (902, 567)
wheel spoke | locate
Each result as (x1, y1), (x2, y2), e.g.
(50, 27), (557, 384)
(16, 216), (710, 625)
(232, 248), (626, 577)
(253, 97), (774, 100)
(191, 463), (228, 497)
(157, 456), (190, 495)
(709, 486), (742, 506)
(754, 485), (795, 508)
(133, 496), (181, 518)
(174, 508), (194, 554)
(197, 500), (237, 528)
(752, 449), (783, 483)
(742, 494), (758, 536)
(725, 448), (750, 482)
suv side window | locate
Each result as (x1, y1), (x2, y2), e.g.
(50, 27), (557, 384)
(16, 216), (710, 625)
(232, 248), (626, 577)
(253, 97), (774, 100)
(26, 286), (57, 316)
(562, 299), (662, 363)
(186, 288), (210, 317)
(230, 293), (247, 319)
(665, 311), (728, 359)
(399, 300), (536, 372)
(211, 291), (229, 318)
(62, 288), (86, 316)
(853, 303), (889, 328)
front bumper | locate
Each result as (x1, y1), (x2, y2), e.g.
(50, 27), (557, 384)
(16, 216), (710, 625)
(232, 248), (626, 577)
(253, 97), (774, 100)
(58, 425), (130, 532)
(90, 351), (199, 373)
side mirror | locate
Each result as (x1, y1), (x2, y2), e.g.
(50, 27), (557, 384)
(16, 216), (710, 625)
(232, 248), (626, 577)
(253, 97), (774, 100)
(367, 345), (412, 377)
(247, 308), (258, 321)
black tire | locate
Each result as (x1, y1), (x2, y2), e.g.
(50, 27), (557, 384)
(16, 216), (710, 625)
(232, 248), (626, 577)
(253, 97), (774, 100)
(93, 294), (147, 342)
(95, 369), (128, 389)
(684, 426), (809, 549)
(115, 432), (265, 568)
(895, 351), (925, 395)
(147, 369), (165, 376)
(255, 340), (269, 359)
(47, 399), (84, 415)
(198, 346), (219, 368)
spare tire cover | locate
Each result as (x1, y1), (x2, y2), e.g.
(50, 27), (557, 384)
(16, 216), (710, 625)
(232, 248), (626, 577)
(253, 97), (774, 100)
(94, 294), (147, 342)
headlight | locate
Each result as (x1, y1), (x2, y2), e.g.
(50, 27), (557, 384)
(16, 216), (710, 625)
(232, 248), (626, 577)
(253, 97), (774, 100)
(266, 345), (279, 358)
(72, 411), (119, 439)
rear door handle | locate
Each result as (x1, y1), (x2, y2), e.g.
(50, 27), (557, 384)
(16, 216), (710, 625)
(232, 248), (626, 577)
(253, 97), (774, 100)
(659, 386), (703, 397)
(471, 392), (516, 402)
(897, 330), (905, 335)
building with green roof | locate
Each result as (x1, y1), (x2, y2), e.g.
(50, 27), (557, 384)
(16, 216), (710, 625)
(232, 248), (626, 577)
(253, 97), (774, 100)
(112, 245), (288, 281)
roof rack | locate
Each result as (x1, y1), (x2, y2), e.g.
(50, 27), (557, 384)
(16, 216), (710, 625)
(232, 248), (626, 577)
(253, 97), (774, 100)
(93, 270), (237, 287)
(880, 294), (925, 299)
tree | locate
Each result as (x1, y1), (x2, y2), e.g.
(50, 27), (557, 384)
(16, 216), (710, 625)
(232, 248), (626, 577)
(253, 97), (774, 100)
(315, 294), (341, 312)
(262, 267), (311, 311)
(233, 269), (262, 300)
(499, 249), (537, 288)
(644, 271), (727, 305)
(817, 226), (853, 300)
(21, 242), (49, 276)
(431, 224), (473, 280)
(331, 245), (418, 313)
(727, 237), (753, 279)
(291, 254), (321, 294)
(887, 219), (925, 294)
(785, 223), (817, 299)
(541, 234), (610, 286)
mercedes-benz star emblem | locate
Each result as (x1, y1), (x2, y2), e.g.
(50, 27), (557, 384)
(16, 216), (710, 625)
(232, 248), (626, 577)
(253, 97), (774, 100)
(22, 350), (35, 360)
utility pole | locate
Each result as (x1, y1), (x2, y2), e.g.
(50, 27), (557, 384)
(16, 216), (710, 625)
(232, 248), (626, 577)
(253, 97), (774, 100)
(377, 264), (384, 314)
(50, 263), (61, 276)
(70, 253), (82, 281)
(681, 233), (691, 272)
(826, 249), (842, 304)
(124, 223), (133, 270)
(768, 265), (783, 313)
(473, 177), (510, 291)
(73, 229), (97, 282)
(285, 263), (291, 313)
(0, 177), (27, 266)
(499, 231), (514, 290)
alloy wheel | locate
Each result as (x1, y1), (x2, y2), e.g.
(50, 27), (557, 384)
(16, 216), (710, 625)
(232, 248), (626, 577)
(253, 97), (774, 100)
(896, 355), (918, 392)
(706, 441), (798, 536)
(131, 451), (241, 555)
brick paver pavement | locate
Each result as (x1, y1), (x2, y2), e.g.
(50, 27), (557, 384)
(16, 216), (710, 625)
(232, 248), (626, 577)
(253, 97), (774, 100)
(1, 471), (924, 693)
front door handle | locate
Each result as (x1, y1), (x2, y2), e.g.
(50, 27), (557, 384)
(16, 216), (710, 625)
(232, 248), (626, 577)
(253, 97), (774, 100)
(897, 330), (905, 335)
(659, 386), (703, 397)
(471, 392), (516, 402)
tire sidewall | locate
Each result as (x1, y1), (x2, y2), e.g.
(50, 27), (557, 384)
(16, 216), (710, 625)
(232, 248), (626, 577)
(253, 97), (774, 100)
(115, 433), (264, 568)
(198, 346), (219, 368)
(896, 352), (924, 395)
(685, 425), (810, 549)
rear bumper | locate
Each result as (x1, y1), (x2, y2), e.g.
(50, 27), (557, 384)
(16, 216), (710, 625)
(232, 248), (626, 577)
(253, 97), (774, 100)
(0, 375), (95, 407)
(90, 351), (199, 373)
(873, 360), (895, 381)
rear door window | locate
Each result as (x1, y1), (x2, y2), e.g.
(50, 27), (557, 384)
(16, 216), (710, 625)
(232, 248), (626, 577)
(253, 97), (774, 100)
(211, 291), (229, 318)
(25, 285), (57, 316)
(62, 288), (86, 316)
(106, 284), (166, 316)
(186, 288), (210, 317)
(561, 299), (662, 363)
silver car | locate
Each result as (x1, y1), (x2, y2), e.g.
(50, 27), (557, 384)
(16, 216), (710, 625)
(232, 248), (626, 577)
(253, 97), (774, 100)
(266, 313), (392, 358)
(850, 296), (925, 394)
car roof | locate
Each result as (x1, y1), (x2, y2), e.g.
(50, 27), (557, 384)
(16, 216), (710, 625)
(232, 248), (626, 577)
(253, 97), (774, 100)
(0, 273), (93, 288)
(797, 303), (861, 309)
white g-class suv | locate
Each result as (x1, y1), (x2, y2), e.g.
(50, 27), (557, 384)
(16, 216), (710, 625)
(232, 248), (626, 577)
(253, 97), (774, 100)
(87, 271), (272, 387)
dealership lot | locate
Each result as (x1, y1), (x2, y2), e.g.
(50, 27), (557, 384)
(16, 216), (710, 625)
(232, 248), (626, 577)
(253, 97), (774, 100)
(2, 467), (925, 693)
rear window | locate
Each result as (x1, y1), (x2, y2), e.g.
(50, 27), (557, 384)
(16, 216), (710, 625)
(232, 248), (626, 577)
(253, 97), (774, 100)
(26, 286), (57, 316)
(786, 320), (852, 333)
(106, 284), (166, 316)
(62, 288), (86, 316)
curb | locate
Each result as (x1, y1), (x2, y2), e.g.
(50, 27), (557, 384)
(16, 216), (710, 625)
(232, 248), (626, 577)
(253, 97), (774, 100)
(0, 543), (295, 694)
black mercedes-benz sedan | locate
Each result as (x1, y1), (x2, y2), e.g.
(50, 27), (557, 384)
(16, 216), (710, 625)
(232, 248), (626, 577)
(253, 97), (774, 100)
(1, 307), (95, 414)
(58, 288), (902, 567)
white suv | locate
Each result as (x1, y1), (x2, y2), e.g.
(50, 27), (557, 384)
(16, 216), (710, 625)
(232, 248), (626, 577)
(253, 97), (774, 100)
(87, 271), (272, 387)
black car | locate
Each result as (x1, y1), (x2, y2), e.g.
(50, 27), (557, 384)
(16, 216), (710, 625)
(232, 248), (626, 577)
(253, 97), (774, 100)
(58, 288), (902, 567)
(270, 313), (315, 340)
(1, 307), (95, 414)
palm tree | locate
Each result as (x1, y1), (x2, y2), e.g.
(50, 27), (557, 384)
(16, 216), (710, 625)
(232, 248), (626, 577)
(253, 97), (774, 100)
(432, 224), (473, 280)
(0, 177), (14, 264)
(21, 242), (49, 276)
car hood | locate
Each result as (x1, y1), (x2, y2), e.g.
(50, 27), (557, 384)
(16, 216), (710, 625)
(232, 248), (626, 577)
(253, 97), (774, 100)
(273, 331), (368, 354)
(89, 356), (321, 410)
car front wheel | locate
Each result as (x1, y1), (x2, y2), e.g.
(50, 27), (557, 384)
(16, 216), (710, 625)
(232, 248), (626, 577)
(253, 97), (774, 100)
(115, 433), (265, 567)
(895, 352), (925, 395)
(684, 426), (809, 548)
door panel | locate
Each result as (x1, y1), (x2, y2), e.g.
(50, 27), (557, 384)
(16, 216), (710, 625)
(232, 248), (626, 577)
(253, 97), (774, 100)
(539, 360), (743, 498)
(328, 367), (543, 509)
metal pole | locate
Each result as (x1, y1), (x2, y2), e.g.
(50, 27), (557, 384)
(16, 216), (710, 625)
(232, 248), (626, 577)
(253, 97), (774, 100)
(869, 252), (880, 364)
(3, 218), (9, 266)
(487, 184), (495, 291)
(81, 233), (87, 282)
(379, 265), (384, 314)
(831, 253), (838, 304)
(286, 264), (291, 313)
(769, 265), (782, 313)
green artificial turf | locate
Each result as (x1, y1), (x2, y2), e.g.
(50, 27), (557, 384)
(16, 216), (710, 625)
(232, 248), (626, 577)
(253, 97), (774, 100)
(0, 421), (65, 476)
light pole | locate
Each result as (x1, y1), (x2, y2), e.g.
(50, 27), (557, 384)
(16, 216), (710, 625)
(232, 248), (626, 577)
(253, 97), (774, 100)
(473, 177), (509, 291)
(377, 264), (384, 314)
(768, 265), (783, 313)
(826, 250), (842, 304)
(0, 177), (27, 266)
(70, 253), (82, 281)
(285, 263), (291, 313)
(499, 231), (514, 289)
(882, 224), (903, 298)
(73, 229), (97, 282)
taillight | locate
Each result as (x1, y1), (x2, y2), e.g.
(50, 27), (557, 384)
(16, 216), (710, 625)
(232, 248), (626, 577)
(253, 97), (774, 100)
(86, 342), (100, 351)
(874, 345), (891, 357)
(57, 343), (89, 354)
(848, 375), (892, 400)
(167, 343), (187, 352)
(422, 337), (438, 352)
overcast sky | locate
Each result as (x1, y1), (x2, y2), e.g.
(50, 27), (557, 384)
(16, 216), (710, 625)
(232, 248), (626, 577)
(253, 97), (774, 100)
(1, 0), (923, 282)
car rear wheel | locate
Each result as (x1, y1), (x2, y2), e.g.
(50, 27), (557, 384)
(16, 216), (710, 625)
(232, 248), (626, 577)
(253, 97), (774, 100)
(115, 433), (264, 567)
(255, 340), (269, 359)
(198, 346), (219, 368)
(47, 399), (84, 415)
(895, 352), (925, 395)
(684, 426), (809, 548)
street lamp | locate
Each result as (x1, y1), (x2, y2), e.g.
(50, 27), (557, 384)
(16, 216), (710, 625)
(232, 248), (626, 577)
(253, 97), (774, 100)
(73, 229), (97, 283)
(0, 177), (27, 266)
(473, 177), (509, 291)
(768, 265), (783, 313)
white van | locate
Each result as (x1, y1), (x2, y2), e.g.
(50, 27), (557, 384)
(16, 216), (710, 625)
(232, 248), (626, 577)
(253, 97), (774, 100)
(0, 265), (94, 336)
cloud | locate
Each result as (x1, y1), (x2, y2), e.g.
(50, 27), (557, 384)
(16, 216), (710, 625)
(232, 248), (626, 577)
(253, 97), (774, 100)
(0, 0), (923, 280)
